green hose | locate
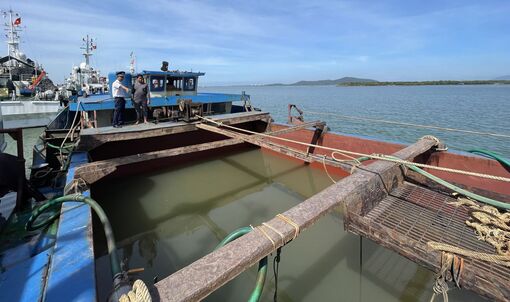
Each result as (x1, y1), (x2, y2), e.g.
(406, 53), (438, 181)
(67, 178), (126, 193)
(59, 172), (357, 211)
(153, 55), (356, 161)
(26, 194), (121, 276)
(216, 227), (268, 302)
(384, 156), (510, 211)
(468, 149), (510, 169)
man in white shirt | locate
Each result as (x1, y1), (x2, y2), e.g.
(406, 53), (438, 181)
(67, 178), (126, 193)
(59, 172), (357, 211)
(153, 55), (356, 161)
(112, 71), (130, 127)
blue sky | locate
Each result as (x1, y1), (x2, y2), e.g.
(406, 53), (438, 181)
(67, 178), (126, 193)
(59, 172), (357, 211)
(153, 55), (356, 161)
(4, 0), (510, 84)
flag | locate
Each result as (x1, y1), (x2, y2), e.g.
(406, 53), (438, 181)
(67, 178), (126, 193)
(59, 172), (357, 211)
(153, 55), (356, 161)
(13, 18), (21, 26)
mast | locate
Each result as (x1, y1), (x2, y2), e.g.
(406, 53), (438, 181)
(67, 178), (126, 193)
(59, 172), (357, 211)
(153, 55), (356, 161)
(81, 34), (95, 66)
(129, 51), (136, 75)
(2, 9), (23, 79)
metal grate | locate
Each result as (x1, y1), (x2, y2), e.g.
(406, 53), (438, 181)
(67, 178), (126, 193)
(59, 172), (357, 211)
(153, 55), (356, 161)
(366, 182), (510, 281)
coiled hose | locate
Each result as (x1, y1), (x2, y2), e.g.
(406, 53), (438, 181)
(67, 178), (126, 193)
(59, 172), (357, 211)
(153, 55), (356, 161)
(26, 194), (121, 277)
(216, 227), (268, 302)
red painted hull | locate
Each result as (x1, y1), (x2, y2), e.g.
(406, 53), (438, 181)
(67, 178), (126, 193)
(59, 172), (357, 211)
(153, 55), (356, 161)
(269, 123), (510, 198)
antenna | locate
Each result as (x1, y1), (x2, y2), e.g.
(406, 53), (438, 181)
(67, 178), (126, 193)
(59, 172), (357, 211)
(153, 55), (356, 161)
(129, 51), (136, 74)
(80, 34), (95, 66)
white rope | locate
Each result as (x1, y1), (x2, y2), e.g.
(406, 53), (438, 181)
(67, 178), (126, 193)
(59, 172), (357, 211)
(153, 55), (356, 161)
(198, 116), (510, 183)
(302, 110), (510, 138)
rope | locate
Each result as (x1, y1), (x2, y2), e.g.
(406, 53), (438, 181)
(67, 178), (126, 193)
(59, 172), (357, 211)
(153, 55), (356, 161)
(119, 279), (152, 302)
(257, 225), (276, 249)
(302, 110), (510, 138)
(427, 242), (510, 267)
(429, 252), (453, 302)
(262, 222), (285, 246)
(322, 155), (337, 183)
(275, 214), (300, 240)
(197, 116), (510, 183)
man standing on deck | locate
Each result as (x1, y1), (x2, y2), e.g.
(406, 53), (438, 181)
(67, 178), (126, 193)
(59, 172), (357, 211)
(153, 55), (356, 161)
(132, 74), (150, 124)
(112, 71), (130, 128)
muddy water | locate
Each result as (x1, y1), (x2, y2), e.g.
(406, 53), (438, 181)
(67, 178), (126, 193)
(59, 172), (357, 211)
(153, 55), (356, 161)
(93, 148), (483, 302)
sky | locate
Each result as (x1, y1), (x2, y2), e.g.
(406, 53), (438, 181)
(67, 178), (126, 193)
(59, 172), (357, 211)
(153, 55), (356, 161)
(3, 0), (510, 85)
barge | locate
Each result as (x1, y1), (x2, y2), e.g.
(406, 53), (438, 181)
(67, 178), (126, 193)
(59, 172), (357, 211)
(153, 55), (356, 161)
(0, 65), (509, 301)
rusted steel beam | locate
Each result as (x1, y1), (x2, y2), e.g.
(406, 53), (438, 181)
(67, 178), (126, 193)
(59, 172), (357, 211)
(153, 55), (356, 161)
(306, 124), (324, 155)
(74, 138), (242, 184)
(153, 137), (437, 301)
(269, 120), (325, 136)
(196, 123), (356, 173)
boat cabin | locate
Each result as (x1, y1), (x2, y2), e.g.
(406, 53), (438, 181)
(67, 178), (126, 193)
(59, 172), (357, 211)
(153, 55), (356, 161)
(142, 70), (204, 98)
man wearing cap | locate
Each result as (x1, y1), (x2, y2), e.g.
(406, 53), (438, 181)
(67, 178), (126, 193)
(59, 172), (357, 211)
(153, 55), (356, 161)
(112, 71), (130, 127)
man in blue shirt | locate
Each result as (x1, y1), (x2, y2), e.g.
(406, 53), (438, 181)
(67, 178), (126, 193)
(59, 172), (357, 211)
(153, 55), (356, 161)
(111, 71), (130, 128)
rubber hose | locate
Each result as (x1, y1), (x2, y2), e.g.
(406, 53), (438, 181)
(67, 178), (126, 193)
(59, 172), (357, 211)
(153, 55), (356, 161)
(26, 194), (121, 276)
(216, 227), (268, 302)
(468, 149), (510, 169)
(384, 156), (510, 210)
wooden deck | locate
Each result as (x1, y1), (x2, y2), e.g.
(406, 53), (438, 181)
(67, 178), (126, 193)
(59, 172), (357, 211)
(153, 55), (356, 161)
(77, 111), (271, 151)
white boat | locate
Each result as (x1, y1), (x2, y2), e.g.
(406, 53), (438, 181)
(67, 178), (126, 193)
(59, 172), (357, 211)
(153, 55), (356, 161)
(0, 9), (60, 127)
(64, 35), (108, 97)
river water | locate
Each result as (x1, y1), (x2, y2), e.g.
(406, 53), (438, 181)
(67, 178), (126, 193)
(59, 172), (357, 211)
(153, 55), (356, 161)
(209, 85), (510, 157)
(93, 148), (482, 302)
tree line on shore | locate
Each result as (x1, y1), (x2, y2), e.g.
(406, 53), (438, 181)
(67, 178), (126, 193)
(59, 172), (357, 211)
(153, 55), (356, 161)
(338, 80), (510, 86)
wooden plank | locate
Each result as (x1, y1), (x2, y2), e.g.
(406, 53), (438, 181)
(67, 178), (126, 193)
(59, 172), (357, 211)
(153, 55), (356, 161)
(77, 112), (271, 151)
(153, 137), (436, 301)
(74, 138), (243, 184)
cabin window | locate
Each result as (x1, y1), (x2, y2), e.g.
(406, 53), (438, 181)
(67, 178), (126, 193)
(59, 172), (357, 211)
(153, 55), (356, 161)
(166, 77), (183, 91)
(150, 76), (165, 92)
(184, 78), (195, 91)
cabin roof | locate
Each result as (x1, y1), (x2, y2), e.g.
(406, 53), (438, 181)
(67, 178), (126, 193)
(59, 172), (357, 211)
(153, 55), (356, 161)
(140, 70), (205, 77)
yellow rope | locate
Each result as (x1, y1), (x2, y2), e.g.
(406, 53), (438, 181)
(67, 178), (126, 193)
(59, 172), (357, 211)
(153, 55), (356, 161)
(322, 155), (337, 183)
(119, 279), (152, 302)
(302, 110), (510, 138)
(276, 214), (300, 240)
(262, 222), (285, 246)
(427, 242), (510, 267)
(198, 116), (510, 183)
(256, 225), (276, 249)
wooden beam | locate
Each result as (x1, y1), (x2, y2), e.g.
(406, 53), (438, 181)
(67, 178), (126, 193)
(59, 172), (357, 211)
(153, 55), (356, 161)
(74, 138), (242, 184)
(197, 123), (355, 173)
(77, 112), (271, 151)
(153, 137), (436, 301)
(74, 122), (331, 184)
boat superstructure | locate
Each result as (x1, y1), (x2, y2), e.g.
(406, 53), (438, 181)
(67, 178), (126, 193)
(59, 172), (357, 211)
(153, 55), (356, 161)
(0, 63), (509, 301)
(0, 9), (60, 127)
(0, 9), (56, 99)
(64, 35), (107, 97)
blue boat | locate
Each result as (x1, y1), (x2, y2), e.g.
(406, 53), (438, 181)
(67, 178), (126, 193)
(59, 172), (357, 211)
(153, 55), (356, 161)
(0, 65), (261, 301)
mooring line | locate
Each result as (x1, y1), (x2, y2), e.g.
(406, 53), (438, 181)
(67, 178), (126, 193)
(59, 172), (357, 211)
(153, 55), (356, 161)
(197, 116), (510, 183)
(302, 110), (510, 138)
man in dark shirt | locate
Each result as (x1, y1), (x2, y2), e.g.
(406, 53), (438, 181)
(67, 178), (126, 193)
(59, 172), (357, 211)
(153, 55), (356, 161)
(132, 74), (150, 124)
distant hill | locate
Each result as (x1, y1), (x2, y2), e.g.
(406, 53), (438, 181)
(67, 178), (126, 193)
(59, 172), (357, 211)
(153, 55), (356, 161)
(266, 77), (377, 86)
(494, 75), (510, 80)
